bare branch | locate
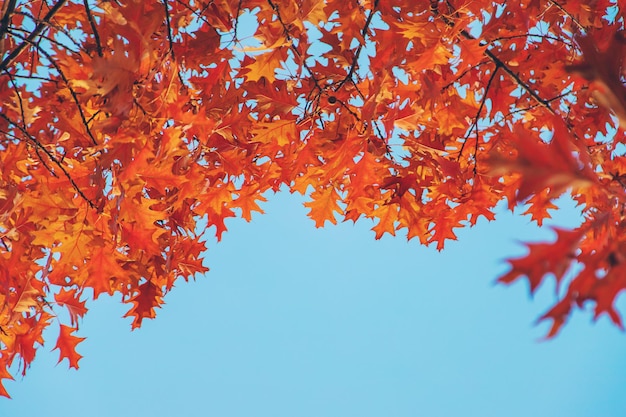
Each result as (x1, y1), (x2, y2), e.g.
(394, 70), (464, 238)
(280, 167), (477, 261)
(232, 0), (243, 44)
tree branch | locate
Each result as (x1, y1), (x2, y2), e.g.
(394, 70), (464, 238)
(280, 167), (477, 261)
(429, 0), (557, 116)
(334, 0), (380, 91)
(0, 0), (17, 53)
(8, 31), (98, 146)
(458, 64), (500, 166)
(547, 0), (586, 32)
(83, 0), (102, 57)
(0, 113), (97, 210)
(266, 0), (324, 99)
(162, 0), (175, 60)
(0, 0), (67, 74)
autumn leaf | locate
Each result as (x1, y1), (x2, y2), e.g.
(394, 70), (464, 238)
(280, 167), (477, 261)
(536, 296), (573, 339)
(370, 204), (399, 239)
(123, 281), (165, 330)
(53, 325), (86, 370)
(85, 242), (130, 299)
(566, 32), (626, 128)
(250, 119), (297, 147)
(235, 184), (268, 222)
(11, 275), (44, 314)
(427, 211), (463, 252)
(0, 362), (14, 398)
(498, 228), (584, 295)
(304, 187), (344, 228)
(54, 289), (88, 327)
(522, 190), (559, 227)
(242, 48), (288, 83)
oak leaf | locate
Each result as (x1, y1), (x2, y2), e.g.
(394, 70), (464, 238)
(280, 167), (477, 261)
(54, 289), (88, 327)
(53, 325), (85, 370)
(124, 281), (165, 330)
(304, 187), (344, 228)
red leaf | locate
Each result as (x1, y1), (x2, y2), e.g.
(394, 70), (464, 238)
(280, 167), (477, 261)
(567, 32), (626, 128)
(124, 281), (164, 330)
(498, 228), (584, 294)
(537, 297), (572, 339)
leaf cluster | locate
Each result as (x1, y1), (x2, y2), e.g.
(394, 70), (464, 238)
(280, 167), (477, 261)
(0, 0), (625, 396)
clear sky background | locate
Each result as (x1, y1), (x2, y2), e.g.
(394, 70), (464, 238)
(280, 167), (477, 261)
(2, 190), (626, 416)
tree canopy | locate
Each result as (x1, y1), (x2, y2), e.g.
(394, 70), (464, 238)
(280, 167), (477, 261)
(0, 0), (625, 397)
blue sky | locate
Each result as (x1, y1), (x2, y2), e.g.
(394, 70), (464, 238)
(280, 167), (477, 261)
(2, 191), (626, 416)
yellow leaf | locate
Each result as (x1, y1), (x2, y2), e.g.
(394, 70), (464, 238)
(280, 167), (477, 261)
(243, 48), (286, 82)
(393, 20), (431, 42)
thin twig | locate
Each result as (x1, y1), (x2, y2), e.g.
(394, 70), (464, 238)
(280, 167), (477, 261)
(162, 0), (189, 88)
(0, 113), (97, 209)
(488, 33), (569, 46)
(458, 65), (500, 165)
(493, 90), (575, 125)
(174, 0), (211, 25)
(0, 0), (67, 74)
(8, 25), (80, 55)
(266, 0), (323, 91)
(9, 31), (98, 145)
(0, 127), (55, 174)
(83, 0), (102, 57)
(5, 71), (27, 128)
(441, 60), (489, 91)
(232, 0), (243, 44)
(8, 73), (56, 82)
(547, 0), (586, 32)
(12, 8), (85, 53)
(483, 48), (556, 115)
(335, 0), (380, 91)
(430, 1), (557, 116)
(162, 0), (175, 60)
(3, 70), (52, 165)
(0, 0), (17, 48)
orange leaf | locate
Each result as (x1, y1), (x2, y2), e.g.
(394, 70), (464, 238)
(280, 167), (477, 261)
(53, 325), (85, 370)
(371, 204), (399, 239)
(428, 212), (462, 251)
(0, 361), (14, 398)
(54, 288), (88, 327)
(85, 244), (128, 299)
(242, 49), (287, 82)
(304, 187), (344, 228)
(250, 119), (297, 147)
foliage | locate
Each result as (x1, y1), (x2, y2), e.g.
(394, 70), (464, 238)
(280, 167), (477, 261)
(0, 0), (625, 397)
